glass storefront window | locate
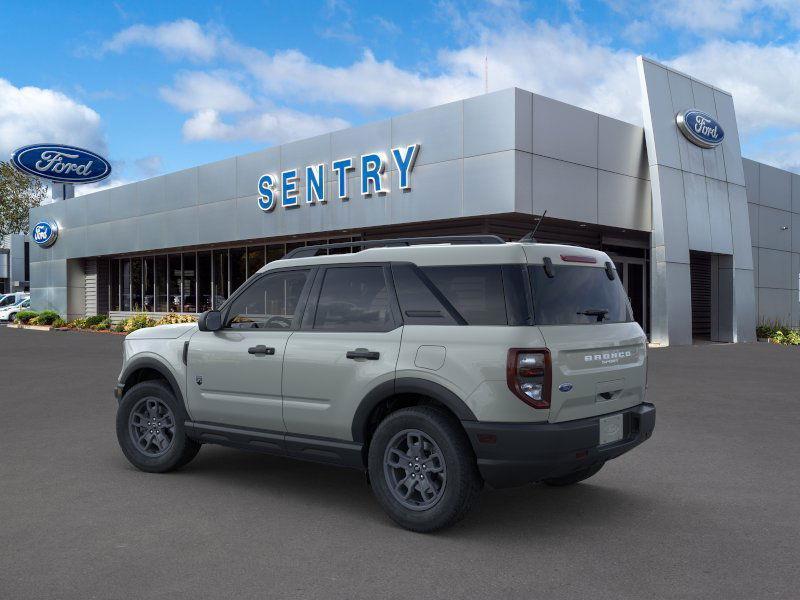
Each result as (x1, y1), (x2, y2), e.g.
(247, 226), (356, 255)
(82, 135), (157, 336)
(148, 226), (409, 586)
(266, 243), (284, 264)
(143, 257), (154, 311)
(121, 259), (131, 311)
(131, 258), (142, 311)
(155, 255), (168, 312)
(169, 254), (182, 312)
(110, 260), (119, 311)
(182, 253), (197, 313)
(197, 251), (212, 312)
(230, 247), (246, 295)
(247, 246), (266, 278)
(212, 249), (228, 309)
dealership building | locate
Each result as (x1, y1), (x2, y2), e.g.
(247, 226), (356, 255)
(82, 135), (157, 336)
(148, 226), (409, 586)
(24, 56), (800, 345)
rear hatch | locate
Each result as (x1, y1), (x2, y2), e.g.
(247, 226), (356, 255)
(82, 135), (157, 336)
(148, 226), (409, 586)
(525, 255), (647, 423)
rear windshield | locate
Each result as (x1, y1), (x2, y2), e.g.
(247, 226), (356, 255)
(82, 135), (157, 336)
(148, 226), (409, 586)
(529, 265), (632, 325)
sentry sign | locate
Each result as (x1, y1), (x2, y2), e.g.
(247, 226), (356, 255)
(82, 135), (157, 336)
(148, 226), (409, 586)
(11, 144), (112, 184)
(257, 144), (419, 212)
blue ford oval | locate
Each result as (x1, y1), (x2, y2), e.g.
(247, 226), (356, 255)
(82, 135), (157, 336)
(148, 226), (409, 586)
(31, 221), (58, 247)
(676, 109), (725, 149)
(11, 144), (111, 184)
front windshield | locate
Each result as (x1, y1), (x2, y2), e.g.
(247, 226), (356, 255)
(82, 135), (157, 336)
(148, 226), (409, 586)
(529, 265), (632, 325)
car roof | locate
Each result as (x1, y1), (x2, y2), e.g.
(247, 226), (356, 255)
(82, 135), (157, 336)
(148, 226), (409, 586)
(259, 242), (612, 272)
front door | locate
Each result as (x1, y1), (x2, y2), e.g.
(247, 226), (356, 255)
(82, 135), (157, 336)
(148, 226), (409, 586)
(186, 268), (312, 432)
(282, 265), (402, 441)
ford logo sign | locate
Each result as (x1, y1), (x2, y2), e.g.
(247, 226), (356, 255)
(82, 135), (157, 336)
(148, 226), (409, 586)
(11, 144), (111, 184)
(31, 220), (58, 247)
(558, 383), (573, 393)
(676, 109), (725, 149)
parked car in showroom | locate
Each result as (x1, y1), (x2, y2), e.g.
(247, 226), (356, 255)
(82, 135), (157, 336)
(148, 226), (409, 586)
(113, 236), (655, 532)
(0, 297), (31, 322)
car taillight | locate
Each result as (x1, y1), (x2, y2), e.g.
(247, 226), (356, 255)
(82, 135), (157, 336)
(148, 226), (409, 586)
(507, 348), (551, 409)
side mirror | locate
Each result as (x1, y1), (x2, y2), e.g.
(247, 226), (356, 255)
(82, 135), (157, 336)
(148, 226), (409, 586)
(198, 310), (223, 332)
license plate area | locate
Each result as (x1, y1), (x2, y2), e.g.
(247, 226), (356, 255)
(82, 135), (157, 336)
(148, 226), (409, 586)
(598, 413), (624, 446)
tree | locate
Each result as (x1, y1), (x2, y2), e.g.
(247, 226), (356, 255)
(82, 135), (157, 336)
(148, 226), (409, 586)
(0, 160), (47, 238)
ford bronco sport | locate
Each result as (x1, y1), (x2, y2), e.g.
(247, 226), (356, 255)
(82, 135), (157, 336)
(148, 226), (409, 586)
(115, 236), (655, 532)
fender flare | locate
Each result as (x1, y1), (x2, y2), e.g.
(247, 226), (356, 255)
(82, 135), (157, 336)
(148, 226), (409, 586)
(119, 356), (188, 414)
(351, 377), (477, 443)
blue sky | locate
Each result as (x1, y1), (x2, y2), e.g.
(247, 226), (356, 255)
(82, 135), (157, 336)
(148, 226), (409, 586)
(1, 0), (799, 193)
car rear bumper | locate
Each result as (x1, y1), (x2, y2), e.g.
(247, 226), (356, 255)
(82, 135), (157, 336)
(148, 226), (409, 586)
(462, 402), (655, 489)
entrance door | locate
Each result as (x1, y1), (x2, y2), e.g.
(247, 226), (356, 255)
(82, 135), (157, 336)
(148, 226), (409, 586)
(609, 254), (647, 333)
(186, 268), (312, 432)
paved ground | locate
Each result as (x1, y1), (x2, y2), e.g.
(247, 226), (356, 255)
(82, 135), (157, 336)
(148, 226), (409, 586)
(1, 326), (799, 599)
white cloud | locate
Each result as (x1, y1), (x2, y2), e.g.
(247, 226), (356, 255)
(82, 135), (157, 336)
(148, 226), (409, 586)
(160, 71), (254, 113)
(668, 41), (800, 132)
(134, 155), (163, 177)
(0, 78), (106, 159)
(182, 108), (349, 143)
(102, 19), (220, 61)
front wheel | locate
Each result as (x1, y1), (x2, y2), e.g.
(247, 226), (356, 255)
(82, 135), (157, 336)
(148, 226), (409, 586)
(116, 380), (200, 473)
(368, 406), (482, 533)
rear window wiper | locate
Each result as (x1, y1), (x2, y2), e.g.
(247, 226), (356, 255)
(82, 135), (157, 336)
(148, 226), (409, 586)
(577, 308), (609, 322)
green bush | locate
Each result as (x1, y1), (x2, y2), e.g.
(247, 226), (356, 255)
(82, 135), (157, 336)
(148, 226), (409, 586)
(52, 317), (66, 328)
(113, 321), (126, 333)
(757, 320), (800, 345)
(15, 310), (39, 324)
(84, 314), (108, 327)
(92, 318), (112, 330)
(155, 313), (198, 326)
(30, 310), (61, 325)
(122, 313), (156, 333)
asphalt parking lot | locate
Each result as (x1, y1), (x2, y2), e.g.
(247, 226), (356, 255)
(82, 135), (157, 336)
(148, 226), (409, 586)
(1, 326), (799, 599)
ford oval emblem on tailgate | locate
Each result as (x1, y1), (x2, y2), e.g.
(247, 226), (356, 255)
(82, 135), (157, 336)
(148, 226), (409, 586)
(558, 383), (573, 392)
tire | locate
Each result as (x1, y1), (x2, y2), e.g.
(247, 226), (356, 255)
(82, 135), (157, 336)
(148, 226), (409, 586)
(542, 462), (604, 487)
(116, 380), (201, 473)
(368, 406), (482, 533)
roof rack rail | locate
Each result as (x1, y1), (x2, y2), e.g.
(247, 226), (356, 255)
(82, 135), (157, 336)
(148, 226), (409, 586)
(283, 235), (506, 259)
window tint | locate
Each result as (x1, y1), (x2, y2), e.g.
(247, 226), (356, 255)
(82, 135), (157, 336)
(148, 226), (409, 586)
(227, 270), (308, 329)
(421, 266), (508, 325)
(529, 265), (632, 325)
(392, 264), (457, 325)
(314, 267), (393, 331)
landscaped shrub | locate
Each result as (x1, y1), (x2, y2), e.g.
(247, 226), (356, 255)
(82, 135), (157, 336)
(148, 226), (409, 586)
(30, 310), (61, 325)
(155, 313), (198, 326)
(113, 321), (126, 333)
(757, 321), (800, 346)
(15, 310), (39, 324)
(122, 313), (156, 333)
(84, 314), (108, 327)
(52, 317), (66, 328)
(91, 318), (112, 330)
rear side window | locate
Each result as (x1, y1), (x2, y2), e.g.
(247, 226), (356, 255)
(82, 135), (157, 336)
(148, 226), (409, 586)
(420, 266), (508, 325)
(391, 265), (457, 325)
(529, 265), (632, 325)
(314, 266), (393, 331)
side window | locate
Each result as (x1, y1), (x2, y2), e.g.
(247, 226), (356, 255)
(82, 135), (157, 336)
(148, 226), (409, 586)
(226, 270), (309, 329)
(391, 264), (457, 325)
(314, 266), (393, 331)
(420, 265), (508, 325)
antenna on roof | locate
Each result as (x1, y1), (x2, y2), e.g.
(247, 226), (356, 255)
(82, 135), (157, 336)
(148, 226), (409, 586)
(519, 210), (547, 243)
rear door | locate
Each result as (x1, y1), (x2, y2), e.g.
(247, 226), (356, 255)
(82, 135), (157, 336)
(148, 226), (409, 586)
(282, 264), (402, 441)
(528, 262), (647, 423)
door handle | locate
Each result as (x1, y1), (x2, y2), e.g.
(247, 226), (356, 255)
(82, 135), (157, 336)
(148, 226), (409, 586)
(346, 348), (380, 360)
(248, 345), (275, 355)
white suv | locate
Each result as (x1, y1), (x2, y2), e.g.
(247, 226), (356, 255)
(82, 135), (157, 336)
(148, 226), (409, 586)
(114, 236), (655, 532)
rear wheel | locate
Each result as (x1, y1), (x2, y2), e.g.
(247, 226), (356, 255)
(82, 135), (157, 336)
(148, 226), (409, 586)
(368, 406), (482, 532)
(116, 380), (200, 473)
(543, 462), (604, 486)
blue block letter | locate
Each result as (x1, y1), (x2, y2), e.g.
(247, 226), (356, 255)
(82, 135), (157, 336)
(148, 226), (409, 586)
(281, 169), (299, 208)
(306, 164), (326, 204)
(361, 153), (386, 196)
(332, 158), (354, 200)
(392, 144), (419, 190)
(257, 173), (277, 211)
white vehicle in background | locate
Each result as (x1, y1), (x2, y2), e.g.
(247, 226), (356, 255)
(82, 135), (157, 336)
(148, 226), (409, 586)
(0, 297), (31, 322)
(0, 292), (29, 309)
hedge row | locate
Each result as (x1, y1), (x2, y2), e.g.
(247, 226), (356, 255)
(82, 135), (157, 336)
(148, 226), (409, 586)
(14, 311), (197, 333)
